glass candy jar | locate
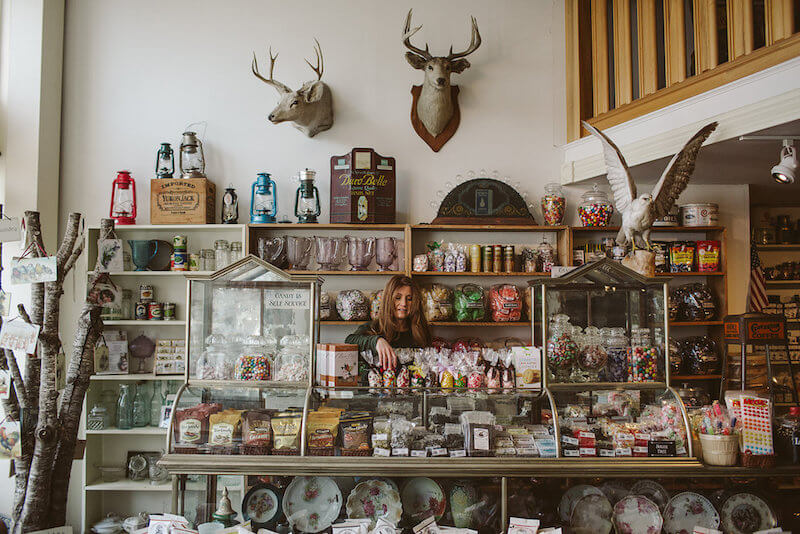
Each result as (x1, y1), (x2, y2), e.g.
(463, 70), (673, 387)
(536, 241), (556, 273)
(546, 314), (577, 382)
(235, 335), (273, 381)
(214, 240), (231, 268)
(230, 241), (243, 264)
(630, 327), (657, 382)
(603, 327), (629, 382)
(576, 326), (608, 381)
(541, 183), (565, 225)
(197, 334), (232, 379)
(578, 184), (614, 227)
(87, 405), (107, 430)
(274, 335), (309, 382)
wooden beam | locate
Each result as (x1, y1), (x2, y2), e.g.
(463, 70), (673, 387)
(566, 0), (581, 141)
(693, 0), (718, 74)
(663, 0), (687, 86)
(586, 32), (800, 131)
(591, 0), (610, 114)
(727, 0), (754, 59)
(765, 0), (795, 45)
(637, 0), (659, 97)
(613, 0), (633, 106)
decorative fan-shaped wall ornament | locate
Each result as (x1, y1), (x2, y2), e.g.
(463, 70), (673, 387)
(431, 173), (536, 225)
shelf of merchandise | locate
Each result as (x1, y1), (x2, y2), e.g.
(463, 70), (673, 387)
(757, 244), (800, 251)
(320, 320), (530, 327)
(82, 223), (247, 533)
(669, 321), (724, 327)
(412, 271), (550, 277)
(671, 375), (723, 381)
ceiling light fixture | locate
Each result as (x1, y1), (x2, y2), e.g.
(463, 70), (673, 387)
(738, 135), (800, 184)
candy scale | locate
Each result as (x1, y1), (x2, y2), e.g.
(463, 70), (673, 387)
(721, 313), (799, 405)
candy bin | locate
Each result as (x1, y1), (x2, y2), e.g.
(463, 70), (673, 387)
(576, 326), (607, 382)
(630, 327), (657, 382)
(578, 184), (614, 227)
(603, 327), (629, 382)
(541, 182), (565, 225)
(546, 314), (578, 382)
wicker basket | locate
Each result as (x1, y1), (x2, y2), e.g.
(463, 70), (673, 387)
(741, 450), (777, 468)
(240, 444), (271, 456)
(271, 448), (300, 456)
(699, 434), (739, 466)
(341, 448), (373, 457)
(308, 447), (335, 456)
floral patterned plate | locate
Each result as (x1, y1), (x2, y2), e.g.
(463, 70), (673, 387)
(613, 495), (663, 534)
(345, 479), (402, 529)
(720, 492), (777, 534)
(283, 476), (342, 533)
(630, 480), (670, 513)
(400, 477), (446, 523)
(571, 493), (612, 534)
(558, 484), (604, 522)
(663, 492), (720, 534)
(242, 483), (282, 529)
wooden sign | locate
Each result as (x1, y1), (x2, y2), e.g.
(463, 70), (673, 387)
(431, 178), (536, 225)
(330, 148), (396, 224)
(150, 178), (216, 224)
(724, 313), (787, 344)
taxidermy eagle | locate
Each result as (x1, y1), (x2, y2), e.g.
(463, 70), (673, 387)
(582, 120), (718, 250)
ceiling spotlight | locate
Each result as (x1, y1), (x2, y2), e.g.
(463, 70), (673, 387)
(772, 140), (797, 184)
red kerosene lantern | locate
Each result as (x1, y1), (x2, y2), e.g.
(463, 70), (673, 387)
(109, 170), (137, 225)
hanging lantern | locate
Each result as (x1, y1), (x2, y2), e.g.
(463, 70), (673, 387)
(179, 131), (205, 178)
(294, 168), (321, 223)
(109, 171), (137, 225)
(250, 173), (277, 223)
(155, 143), (174, 178)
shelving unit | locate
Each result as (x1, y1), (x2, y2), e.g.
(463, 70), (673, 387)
(81, 224), (247, 533)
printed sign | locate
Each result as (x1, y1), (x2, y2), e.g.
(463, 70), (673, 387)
(10, 256), (57, 284)
(0, 217), (21, 243)
(95, 239), (124, 272)
(0, 320), (40, 353)
(263, 289), (309, 309)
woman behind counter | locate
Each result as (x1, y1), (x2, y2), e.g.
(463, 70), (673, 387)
(345, 275), (431, 370)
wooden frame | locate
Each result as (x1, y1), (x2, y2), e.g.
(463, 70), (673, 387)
(591, 0), (610, 115)
(727, 0), (754, 60)
(612, 0), (633, 107)
(637, 0), (659, 97)
(766, 0), (795, 45)
(663, 0), (687, 87)
(692, 0), (718, 74)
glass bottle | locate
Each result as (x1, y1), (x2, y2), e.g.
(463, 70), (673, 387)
(546, 314), (577, 382)
(121, 289), (133, 320)
(214, 240), (230, 268)
(578, 184), (614, 227)
(630, 327), (656, 382)
(132, 385), (149, 427)
(603, 327), (629, 382)
(541, 183), (565, 226)
(116, 384), (133, 430)
(150, 382), (166, 427)
(230, 241), (243, 264)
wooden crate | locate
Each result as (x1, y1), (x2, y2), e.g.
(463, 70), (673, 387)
(150, 178), (215, 224)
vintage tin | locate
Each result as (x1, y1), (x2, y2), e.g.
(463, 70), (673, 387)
(135, 302), (148, 321)
(503, 245), (515, 273)
(139, 284), (154, 303)
(148, 302), (163, 320)
(172, 251), (188, 271)
(163, 303), (176, 321)
(680, 203), (719, 227)
(482, 245), (493, 272)
(493, 245), (502, 273)
(172, 235), (187, 250)
(469, 245), (481, 273)
(330, 148), (396, 223)
(189, 254), (199, 271)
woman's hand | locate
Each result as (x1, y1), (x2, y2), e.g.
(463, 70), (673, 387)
(375, 338), (397, 370)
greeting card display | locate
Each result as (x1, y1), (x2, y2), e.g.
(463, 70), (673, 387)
(0, 319), (40, 353)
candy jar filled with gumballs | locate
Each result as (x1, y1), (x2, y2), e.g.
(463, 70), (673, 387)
(546, 314), (578, 382)
(578, 184), (614, 227)
(630, 327), (658, 382)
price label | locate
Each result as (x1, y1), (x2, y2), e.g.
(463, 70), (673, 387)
(561, 436), (579, 445)
(392, 447), (409, 456)
(563, 449), (580, 457)
(373, 447), (390, 457)
(430, 447), (448, 457)
(449, 449), (466, 457)
(599, 449), (615, 457)
(410, 450), (427, 457)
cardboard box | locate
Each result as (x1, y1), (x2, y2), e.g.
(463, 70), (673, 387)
(330, 148), (396, 224)
(511, 346), (541, 389)
(315, 344), (330, 386)
(328, 343), (359, 387)
(150, 178), (216, 224)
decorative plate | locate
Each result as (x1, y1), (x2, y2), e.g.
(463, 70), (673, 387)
(613, 495), (663, 534)
(400, 477), (446, 523)
(571, 493), (612, 534)
(242, 483), (282, 529)
(345, 479), (402, 529)
(558, 484), (603, 522)
(147, 240), (174, 271)
(449, 480), (480, 529)
(630, 480), (670, 513)
(720, 492), (777, 534)
(283, 476), (342, 533)
(663, 492), (720, 534)
(599, 480), (631, 506)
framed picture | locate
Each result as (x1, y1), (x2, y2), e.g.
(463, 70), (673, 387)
(95, 239), (124, 272)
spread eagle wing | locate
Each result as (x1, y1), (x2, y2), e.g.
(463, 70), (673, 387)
(582, 121), (636, 214)
(650, 122), (717, 220)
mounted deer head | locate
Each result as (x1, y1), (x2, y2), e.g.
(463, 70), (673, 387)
(403, 9), (481, 151)
(251, 39), (333, 138)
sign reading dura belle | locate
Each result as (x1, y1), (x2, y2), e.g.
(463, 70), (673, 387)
(330, 148), (396, 223)
(150, 178), (216, 224)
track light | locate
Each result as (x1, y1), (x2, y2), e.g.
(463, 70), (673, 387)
(772, 140), (798, 184)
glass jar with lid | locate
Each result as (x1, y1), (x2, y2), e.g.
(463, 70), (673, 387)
(230, 241), (243, 264)
(214, 240), (231, 269)
(546, 314), (577, 382)
(754, 227), (776, 245)
(775, 406), (800, 464)
(87, 405), (108, 430)
(602, 327), (629, 382)
(120, 289), (133, 320)
(196, 334), (232, 379)
(235, 335), (275, 381)
(200, 249), (215, 271)
(576, 326), (608, 381)
(578, 184), (614, 227)
(630, 327), (656, 382)
(536, 241), (556, 273)
(541, 183), (565, 226)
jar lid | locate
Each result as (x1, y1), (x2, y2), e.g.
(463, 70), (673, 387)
(205, 333), (227, 345)
(214, 239), (230, 247)
(231, 241), (243, 251)
(581, 183), (611, 204)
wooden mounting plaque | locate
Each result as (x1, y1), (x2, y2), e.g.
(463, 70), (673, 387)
(410, 85), (460, 152)
(431, 178), (537, 225)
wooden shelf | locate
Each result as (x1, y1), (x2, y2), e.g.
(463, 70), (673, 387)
(670, 375), (723, 381)
(412, 271), (550, 277)
(91, 373), (182, 381)
(249, 223), (407, 231)
(86, 427), (167, 435)
(571, 226), (724, 232)
(656, 272), (724, 276)
(96, 271), (214, 276)
(85, 479), (173, 492)
(757, 244), (800, 251)
(286, 270), (402, 276)
(321, 320), (531, 327)
(412, 224), (567, 231)
(103, 320), (185, 326)
(88, 224), (245, 231)
(669, 321), (723, 326)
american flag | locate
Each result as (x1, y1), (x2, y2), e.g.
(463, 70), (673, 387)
(748, 242), (768, 312)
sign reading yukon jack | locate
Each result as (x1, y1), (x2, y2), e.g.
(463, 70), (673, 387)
(330, 148), (396, 224)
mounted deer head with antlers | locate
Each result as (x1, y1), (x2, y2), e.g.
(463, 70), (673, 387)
(251, 39), (333, 138)
(403, 9), (481, 152)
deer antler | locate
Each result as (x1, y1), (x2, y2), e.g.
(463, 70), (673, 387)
(402, 9), (432, 60)
(447, 16), (482, 60)
(304, 38), (324, 80)
(251, 47), (292, 94)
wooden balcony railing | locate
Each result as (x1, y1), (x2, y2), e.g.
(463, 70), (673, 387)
(566, 0), (800, 141)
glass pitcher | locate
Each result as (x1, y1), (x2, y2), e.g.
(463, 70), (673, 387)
(345, 236), (375, 271)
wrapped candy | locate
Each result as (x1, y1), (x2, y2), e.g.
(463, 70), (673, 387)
(382, 367), (396, 388)
(427, 242), (445, 272)
(336, 290), (370, 321)
(455, 246), (468, 272)
(431, 337), (450, 350)
(444, 250), (456, 272)
(423, 284), (454, 322)
(409, 364), (426, 388)
(440, 368), (454, 391)
(319, 292), (338, 320)
(488, 284), (522, 322)
(413, 254), (428, 272)
(396, 365), (410, 392)
(368, 367), (382, 393)
(273, 349), (308, 382)
(452, 337), (482, 353)
(467, 367), (484, 389)
(454, 284), (486, 322)
(235, 354), (270, 381)
(500, 350), (516, 392)
(369, 290), (383, 320)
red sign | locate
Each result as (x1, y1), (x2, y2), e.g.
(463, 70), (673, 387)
(724, 322), (740, 339)
(746, 320), (785, 342)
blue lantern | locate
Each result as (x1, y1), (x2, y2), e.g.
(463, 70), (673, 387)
(250, 173), (277, 223)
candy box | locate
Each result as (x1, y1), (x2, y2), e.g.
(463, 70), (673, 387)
(330, 148), (396, 224)
(315, 343), (330, 386)
(511, 346), (541, 389)
(329, 343), (359, 387)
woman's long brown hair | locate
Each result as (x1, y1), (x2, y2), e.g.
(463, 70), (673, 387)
(371, 275), (431, 347)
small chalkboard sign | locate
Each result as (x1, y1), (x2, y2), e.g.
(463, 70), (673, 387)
(648, 440), (677, 457)
(431, 178), (535, 225)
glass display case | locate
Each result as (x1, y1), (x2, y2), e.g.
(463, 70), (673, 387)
(532, 258), (692, 458)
